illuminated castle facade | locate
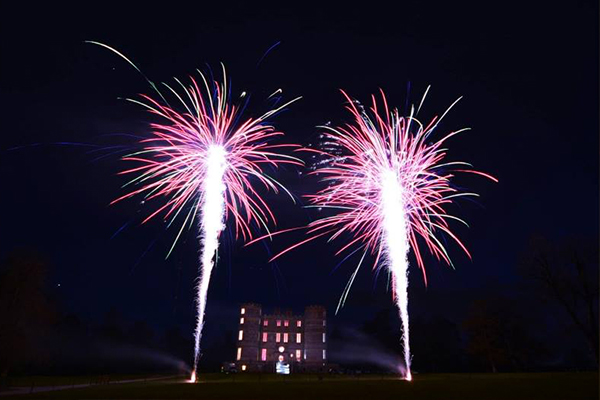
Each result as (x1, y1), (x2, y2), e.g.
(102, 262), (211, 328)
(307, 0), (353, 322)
(235, 303), (327, 373)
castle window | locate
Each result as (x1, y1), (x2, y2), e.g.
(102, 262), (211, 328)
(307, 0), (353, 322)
(276, 333), (281, 342)
(296, 333), (301, 343)
(283, 333), (288, 343)
(261, 348), (267, 361)
(303, 350), (307, 360)
(262, 332), (268, 342)
(277, 320), (281, 327)
(296, 349), (301, 360)
(238, 330), (244, 341)
(237, 347), (242, 360)
(240, 317), (244, 324)
(241, 307), (245, 315)
(323, 350), (326, 360)
(284, 320), (289, 327)
(323, 320), (326, 326)
(263, 320), (268, 326)
(296, 320), (302, 327)
(322, 333), (326, 343)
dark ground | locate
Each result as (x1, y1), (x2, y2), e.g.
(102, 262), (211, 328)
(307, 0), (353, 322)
(8, 372), (599, 400)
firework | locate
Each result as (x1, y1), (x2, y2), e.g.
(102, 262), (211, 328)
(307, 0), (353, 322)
(264, 88), (495, 380)
(110, 62), (301, 380)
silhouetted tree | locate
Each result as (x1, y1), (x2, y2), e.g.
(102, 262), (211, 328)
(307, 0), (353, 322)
(463, 299), (507, 372)
(463, 294), (549, 372)
(51, 313), (90, 373)
(98, 306), (126, 343)
(128, 320), (154, 348)
(161, 327), (192, 365)
(519, 236), (599, 364)
(0, 250), (55, 378)
(411, 316), (463, 372)
(362, 307), (401, 351)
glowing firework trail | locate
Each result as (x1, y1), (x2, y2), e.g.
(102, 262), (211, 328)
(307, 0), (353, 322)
(193, 145), (227, 380)
(106, 58), (301, 380)
(259, 89), (496, 380)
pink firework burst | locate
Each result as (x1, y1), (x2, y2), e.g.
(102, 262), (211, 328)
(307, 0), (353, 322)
(111, 64), (301, 380)
(266, 88), (496, 380)
(113, 69), (302, 247)
(308, 89), (496, 274)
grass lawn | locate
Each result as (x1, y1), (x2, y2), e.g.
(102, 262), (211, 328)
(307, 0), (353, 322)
(9, 372), (598, 399)
(4, 374), (165, 388)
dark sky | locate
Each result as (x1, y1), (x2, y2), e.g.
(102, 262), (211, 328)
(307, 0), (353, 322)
(1, 1), (598, 365)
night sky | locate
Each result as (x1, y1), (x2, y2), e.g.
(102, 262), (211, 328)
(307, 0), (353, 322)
(1, 2), (598, 369)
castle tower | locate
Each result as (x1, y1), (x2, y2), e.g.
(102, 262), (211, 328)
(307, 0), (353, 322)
(236, 303), (261, 370)
(303, 305), (327, 366)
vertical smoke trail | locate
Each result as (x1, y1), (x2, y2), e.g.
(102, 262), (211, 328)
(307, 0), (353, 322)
(191, 145), (228, 381)
(381, 169), (412, 381)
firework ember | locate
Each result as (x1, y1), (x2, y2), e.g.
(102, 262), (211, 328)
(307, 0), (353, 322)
(110, 62), (301, 380)
(273, 89), (496, 379)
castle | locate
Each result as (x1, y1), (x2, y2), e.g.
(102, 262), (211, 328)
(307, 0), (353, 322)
(235, 303), (327, 373)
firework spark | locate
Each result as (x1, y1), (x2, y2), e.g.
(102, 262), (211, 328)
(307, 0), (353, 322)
(111, 64), (301, 380)
(261, 88), (495, 380)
